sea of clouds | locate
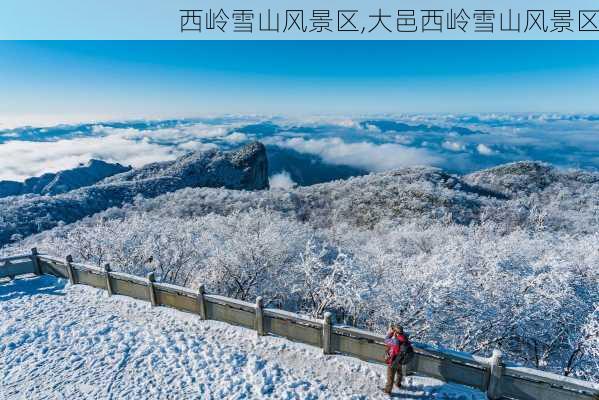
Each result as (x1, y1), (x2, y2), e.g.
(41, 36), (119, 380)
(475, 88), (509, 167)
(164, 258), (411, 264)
(0, 114), (598, 183)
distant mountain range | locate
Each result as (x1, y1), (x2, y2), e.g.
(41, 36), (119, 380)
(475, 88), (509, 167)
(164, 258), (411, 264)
(0, 160), (130, 198)
(78, 159), (596, 237)
(2, 139), (598, 249)
(0, 142), (268, 247)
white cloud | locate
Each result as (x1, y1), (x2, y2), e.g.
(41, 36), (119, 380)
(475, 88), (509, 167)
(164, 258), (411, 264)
(279, 116), (360, 129)
(0, 136), (180, 181)
(476, 143), (494, 156)
(176, 141), (218, 152)
(185, 124), (230, 138)
(330, 119), (360, 128)
(92, 123), (230, 143)
(442, 141), (466, 152)
(223, 132), (248, 143)
(364, 124), (381, 133)
(269, 171), (297, 190)
(4, 114), (599, 183)
(392, 135), (413, 145)
(271, 137), (441, 172)
(0, 122), (238, 181)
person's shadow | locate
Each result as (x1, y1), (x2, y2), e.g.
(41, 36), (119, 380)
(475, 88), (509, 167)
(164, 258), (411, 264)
(0, 275), (66, 302)
(387, 375), (484, 399)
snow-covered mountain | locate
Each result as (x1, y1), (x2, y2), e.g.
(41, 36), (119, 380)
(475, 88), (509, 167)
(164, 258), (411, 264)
(2, 145), (598, 383)
(3, 150), (598, 247)
(74, 159), (596, 232)
(0, 142), (268, 247)
(0, 159), (130, 198)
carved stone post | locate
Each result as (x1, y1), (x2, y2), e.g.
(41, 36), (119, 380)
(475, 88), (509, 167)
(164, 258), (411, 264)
(5, 260), (14, 280)
(104, 263), (113, 296)
(197, 284), (207, 320)
(146, 272), (157, 307)
(30, 247), (41, 275)
(322, 312), (333, 355)
(255, 296), (265, 336)
(487, 349), (504, 400)
(65, 255), (76, 285)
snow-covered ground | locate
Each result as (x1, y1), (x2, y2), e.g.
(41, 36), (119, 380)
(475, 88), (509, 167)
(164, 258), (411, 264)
(0, 275), (485, 399)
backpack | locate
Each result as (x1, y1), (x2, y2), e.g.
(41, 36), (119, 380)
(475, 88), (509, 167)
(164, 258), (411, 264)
(392, 342), (414, 368)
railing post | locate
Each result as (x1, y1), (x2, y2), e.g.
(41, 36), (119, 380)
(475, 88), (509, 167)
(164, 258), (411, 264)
(487, 349), (504, 400)
(5, 260), (14, 280)
(104, 263), (113, 296)
(146, 272), (157, 307)
(322, 312), (332, 355)
(65, 255), (76, 284)
(255, 296), (265, 336)
(197, 284), (207, 320)
(30, 247), (41, 275)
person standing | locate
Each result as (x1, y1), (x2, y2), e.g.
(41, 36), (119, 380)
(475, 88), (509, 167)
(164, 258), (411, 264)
(383, 324), (413, 395)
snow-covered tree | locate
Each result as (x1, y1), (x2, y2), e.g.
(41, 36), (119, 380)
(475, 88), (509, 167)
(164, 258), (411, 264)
(5, 161), (598, 382)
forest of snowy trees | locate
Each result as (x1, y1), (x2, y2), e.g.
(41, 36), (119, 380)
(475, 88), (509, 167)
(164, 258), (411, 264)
(3, 161), (598, 383)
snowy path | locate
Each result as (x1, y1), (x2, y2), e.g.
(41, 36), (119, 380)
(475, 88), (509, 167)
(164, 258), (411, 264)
(0, 276), (485, 400)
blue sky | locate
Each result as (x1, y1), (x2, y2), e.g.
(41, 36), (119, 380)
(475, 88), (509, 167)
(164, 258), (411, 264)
(1, 41), (599, 127)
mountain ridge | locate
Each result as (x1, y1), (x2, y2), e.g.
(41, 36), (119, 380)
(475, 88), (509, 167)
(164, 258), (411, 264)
(0, 142), (269, 247)
(3, 150), (598, 248)
(0, 159), (131, 198)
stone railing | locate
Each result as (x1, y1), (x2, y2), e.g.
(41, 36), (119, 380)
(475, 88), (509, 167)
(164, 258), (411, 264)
(2, 249), (598, 400)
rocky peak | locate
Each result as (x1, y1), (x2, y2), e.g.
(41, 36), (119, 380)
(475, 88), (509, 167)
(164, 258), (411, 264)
(228, 141), (269, 190)
(101, 141), (269, 190)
